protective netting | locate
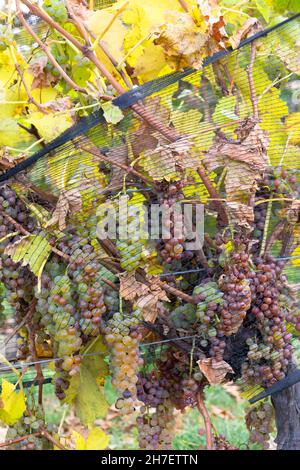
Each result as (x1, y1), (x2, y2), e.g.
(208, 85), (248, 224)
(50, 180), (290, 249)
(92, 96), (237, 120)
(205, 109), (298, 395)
(0, 12), (300, 409)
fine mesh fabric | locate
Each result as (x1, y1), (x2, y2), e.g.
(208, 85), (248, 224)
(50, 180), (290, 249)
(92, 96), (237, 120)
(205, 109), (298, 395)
(0, 14), (300, 386)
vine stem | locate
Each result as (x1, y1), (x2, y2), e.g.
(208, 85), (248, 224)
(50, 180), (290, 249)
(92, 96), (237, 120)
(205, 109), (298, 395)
(40, 428), (67, 450)
(20, 0), (226, 218)
(197, 167), (228, 225)
(16, 0), (86, 94)
(0, 432), (40, 448)
(196, 390), (213, 450)
(246, 41), (259, 120)
(10, 46), (47, 114)
(178, 0), (189, 11)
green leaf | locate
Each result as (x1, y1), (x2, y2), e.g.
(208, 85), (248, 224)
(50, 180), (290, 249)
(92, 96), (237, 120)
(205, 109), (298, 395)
(212, 95), (239, 124)
(102, 102), (124, 124)
(64, 337), (109, 427)
(4, 235), (52, 291)
(69, 366), (109, 428)
(255, 0), (271, 22)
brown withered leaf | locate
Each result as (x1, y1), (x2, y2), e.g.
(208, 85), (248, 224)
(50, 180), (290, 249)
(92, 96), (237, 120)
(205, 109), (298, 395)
(41, 97), (72, 113)
(28, 57), (57, 90)
(197, 358), (234, 385)
(131, 96), (170, 158)
(203, 120), (269, 226)
(226, 202), (254, 230)
(119, 272), (169, 323)
(286, 199), (300, 224)
(119, 272), (149, 301)
(229, 18), (262, 49)
(104, 144), (128, 192)
(46, 187), (84, 231)
(142, 137), (194, 181)
(198, 0), (228, 47)
(204, 121), (269, 174)
(154, 11), (208, 70)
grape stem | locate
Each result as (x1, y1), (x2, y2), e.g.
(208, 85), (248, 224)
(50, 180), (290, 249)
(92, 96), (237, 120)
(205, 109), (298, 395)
(80, 144), (155, 186)
(246, 41), (259, 121)
(39, 428), (67, 450)
(196, 390), (214, 450)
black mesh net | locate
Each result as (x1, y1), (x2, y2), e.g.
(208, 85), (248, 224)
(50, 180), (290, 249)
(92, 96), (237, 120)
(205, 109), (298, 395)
(0, 12), (300, 405)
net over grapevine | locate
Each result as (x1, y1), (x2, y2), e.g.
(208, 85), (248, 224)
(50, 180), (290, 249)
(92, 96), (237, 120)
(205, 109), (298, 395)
(0, 5), (300, 451)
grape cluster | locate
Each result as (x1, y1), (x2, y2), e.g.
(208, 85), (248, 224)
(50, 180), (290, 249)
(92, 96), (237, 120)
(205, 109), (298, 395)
(218, 249), (252, 337)
(157, 181), (186, 264)
(246, 402), (274, 449)
(194, 281), (223, 340)
(137, 372), (175, 449)
(243, 256), (293, 386)
(0, 186), (36, 359)
(6, 407), (54, 450)
(68, 243), (106, 336)
(253, 202), (268, 249)
(170, 303), (197, 330)
(117, 193), (148, 271)
(213, 434), (237, 450)
(104, 309), (143, 414)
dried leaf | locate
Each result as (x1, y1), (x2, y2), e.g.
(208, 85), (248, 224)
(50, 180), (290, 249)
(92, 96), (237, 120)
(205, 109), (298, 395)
(227, 202), (254, 230)
(46, 187), (85, 231)
(197, 358), (234, 385)
(229, 18), (262, 49)
(41, 97), (72, 113)
(28, 56), (57, 89)
(203, 120), (269, 227)
(154, 11), (208, 70)
(197, 0), (228, 46)
(142, 137), (194, 181)
(119, 272), (169, 323)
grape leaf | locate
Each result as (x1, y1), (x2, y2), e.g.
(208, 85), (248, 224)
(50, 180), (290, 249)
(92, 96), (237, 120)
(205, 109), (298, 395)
(102, 102), (124, 124)
(73, 427), (110, 450)
(0, 379), (26, 425)
(197, 358), (234, 385)
(4, 235), (52, 291)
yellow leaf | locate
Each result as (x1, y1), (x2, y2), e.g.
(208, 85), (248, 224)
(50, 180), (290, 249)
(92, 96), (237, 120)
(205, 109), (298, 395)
(171, 108), (203, 135)
(0, 380), (26, 425)
(27, 112), (73, 142)
(73, 430), (86, 450)
(291, 245), (300, 266)
(286, 112), (300, 145)
(0, 118), (32, 147)
(73, 427), (110, 450)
